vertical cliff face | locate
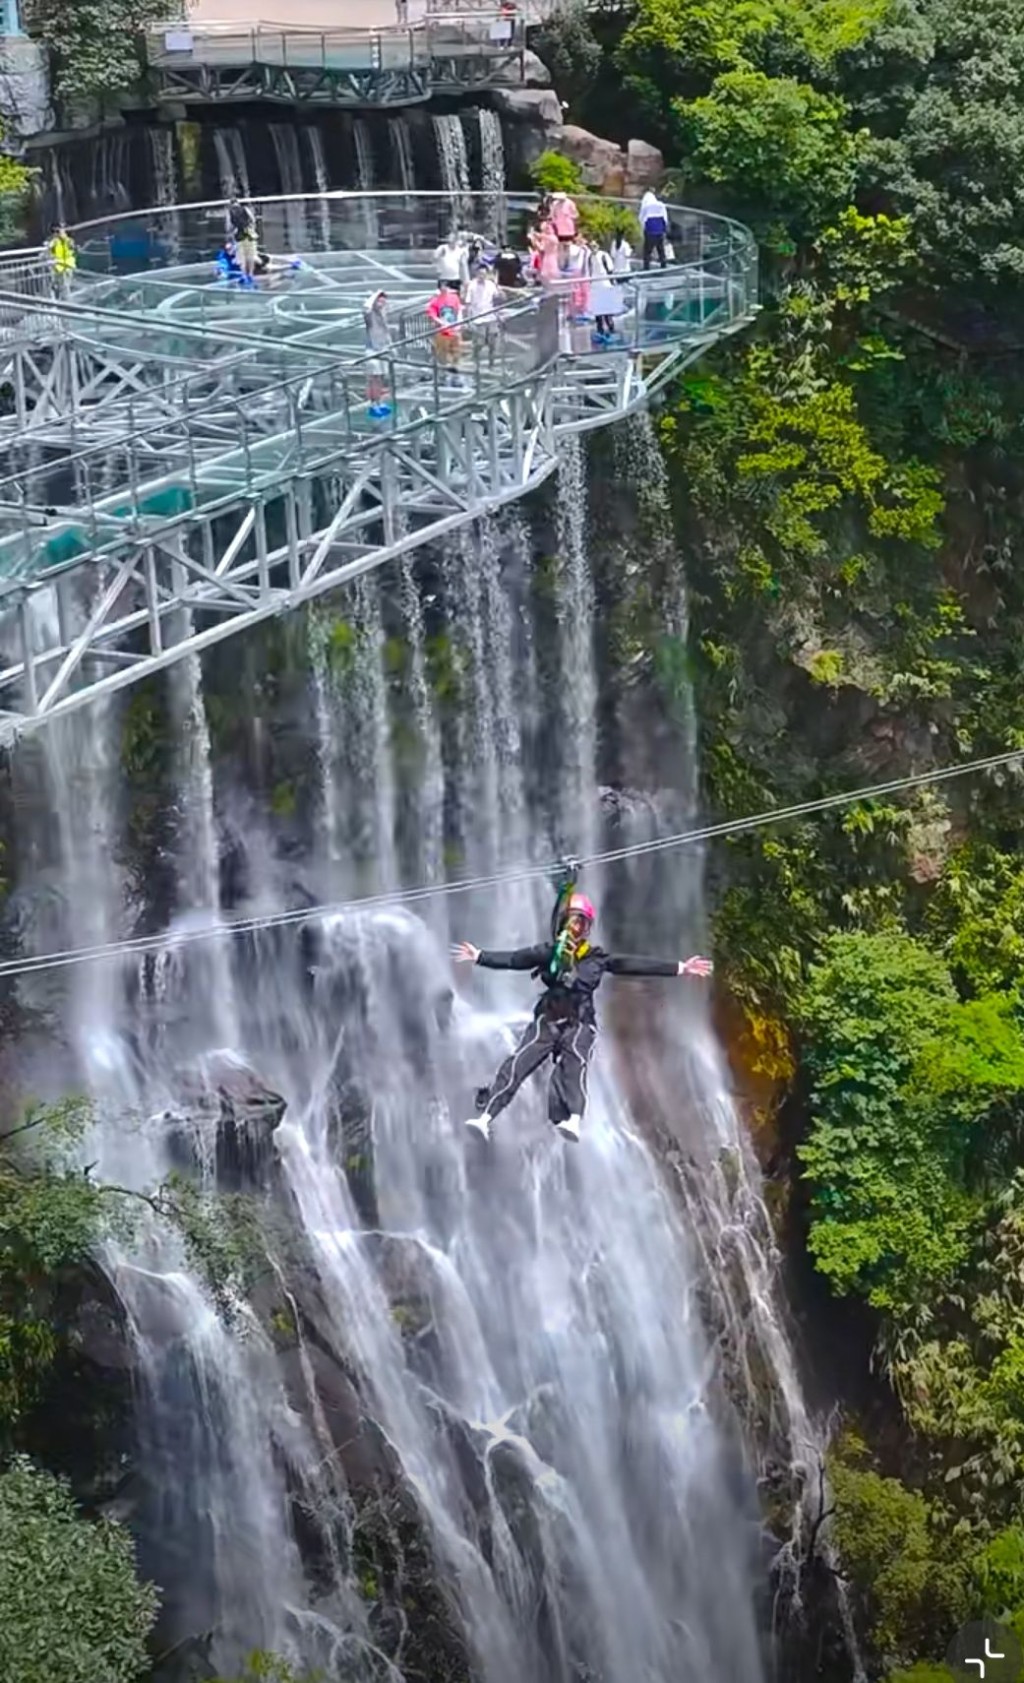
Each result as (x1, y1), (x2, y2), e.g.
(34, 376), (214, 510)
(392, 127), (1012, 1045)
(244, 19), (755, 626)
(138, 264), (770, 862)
(0, 419), (841, 1683)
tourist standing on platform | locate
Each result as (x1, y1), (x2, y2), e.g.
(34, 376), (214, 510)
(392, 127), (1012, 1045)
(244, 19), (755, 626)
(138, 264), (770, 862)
(550, 191), (578, 261)
(434, 232), (467, 292)
(363, 289), (392, 419)
(228, 196), (259, 280)
(533, 220), (561, 289)
(427, 280), (464, 383)
(47, 225), (76, 299)
(589, 242), (620, 340)
(639, 190), (670, 270)
(464, 263), (501, 371)
(495, 244), (524, 289)
(611, 229), (633, 278)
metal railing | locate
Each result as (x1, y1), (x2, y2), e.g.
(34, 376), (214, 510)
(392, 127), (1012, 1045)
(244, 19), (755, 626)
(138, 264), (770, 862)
(144, 15), (526, 72)
(55, 189), (755, 279)
(0, 192), (758, 584)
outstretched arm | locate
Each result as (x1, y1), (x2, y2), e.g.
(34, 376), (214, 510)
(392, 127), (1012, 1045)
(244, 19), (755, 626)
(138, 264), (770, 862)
(452, 942), (549, 971)
(606, 953), (714, 978)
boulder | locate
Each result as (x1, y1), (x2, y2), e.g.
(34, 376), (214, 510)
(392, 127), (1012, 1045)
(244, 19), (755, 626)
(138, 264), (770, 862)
(161, 1050), (286, 1192)
(490, 86), (563, 128)
(554, 123), (627, 195)
(522, 47), (553, 87)
(625, 137), (666, 194)
(490, 46), (551, 87)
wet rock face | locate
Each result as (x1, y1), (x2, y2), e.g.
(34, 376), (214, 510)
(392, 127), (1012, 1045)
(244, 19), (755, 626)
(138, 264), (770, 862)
(161, 1050), (286, 1192)
(272, 1274), (476, 1683)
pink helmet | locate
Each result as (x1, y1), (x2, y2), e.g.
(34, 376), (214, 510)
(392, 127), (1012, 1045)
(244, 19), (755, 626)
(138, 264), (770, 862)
(565, 891), (596, 924)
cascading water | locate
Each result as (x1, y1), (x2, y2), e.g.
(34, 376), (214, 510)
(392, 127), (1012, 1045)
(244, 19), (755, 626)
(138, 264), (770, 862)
(396, 553), (445, 892)
(5, 421), (835, 1682)
(388, 115), (416, 202)
(148, 127), (178, 208)
(552, 434), (598, 855)
(304, 127), (333, 250)
(432, 112), (472, 232)
(148, 130), (182, 296)
(270, 125), (310, 251)
(213, 127), (251, 202)
(477, 107), (507, 242)
(352, 119), (378, 246)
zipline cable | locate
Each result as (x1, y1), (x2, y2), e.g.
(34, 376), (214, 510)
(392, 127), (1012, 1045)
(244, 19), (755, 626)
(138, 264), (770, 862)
(2, 743), (1021, 982)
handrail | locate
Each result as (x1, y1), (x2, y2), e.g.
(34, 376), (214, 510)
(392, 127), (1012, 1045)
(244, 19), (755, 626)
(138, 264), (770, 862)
(0, 290), (555, 501)
(57, 190), (757, 260)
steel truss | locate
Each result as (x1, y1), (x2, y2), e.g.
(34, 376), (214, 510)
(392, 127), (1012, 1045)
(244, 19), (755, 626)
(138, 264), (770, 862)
(0, 374), (558, 735)
(0, 194), (760, 735)
(152, 61), (434, 108)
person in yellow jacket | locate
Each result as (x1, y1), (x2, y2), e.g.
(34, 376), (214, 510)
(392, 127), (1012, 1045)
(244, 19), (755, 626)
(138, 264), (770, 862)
(47, 225), (76, 297)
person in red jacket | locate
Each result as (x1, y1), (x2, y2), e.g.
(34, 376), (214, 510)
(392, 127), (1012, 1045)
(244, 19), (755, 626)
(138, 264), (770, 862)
(453, 891), (712, 1143)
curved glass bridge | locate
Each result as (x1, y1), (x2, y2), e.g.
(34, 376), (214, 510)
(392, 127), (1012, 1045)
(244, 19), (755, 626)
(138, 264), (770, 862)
(0, 191), (758, 733)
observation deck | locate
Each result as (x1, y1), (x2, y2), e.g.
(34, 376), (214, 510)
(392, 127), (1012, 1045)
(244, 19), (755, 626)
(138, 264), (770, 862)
(0, 191), (758, 735)
(143, 16), (533, 108)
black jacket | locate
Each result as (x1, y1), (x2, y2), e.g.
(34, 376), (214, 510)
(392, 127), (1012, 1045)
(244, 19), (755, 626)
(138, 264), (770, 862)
(477, 942), (678, 1024)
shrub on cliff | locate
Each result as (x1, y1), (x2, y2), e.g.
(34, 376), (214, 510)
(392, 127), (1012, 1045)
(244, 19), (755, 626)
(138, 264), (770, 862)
(0, 1455), (156, 1683)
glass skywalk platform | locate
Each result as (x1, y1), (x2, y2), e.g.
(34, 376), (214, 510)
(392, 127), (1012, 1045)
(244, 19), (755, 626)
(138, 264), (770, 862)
(0, 191), (758, 734)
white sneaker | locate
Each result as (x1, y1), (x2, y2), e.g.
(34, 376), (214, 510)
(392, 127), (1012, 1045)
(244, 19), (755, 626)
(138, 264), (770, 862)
(465, 1112), (492, 1140)
(556, 1115), (581, 1143)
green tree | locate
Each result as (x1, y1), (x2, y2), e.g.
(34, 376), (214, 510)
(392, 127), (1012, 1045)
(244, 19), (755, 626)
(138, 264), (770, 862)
(527, 153), (638, 244)
(0, 149), (32, 246)
(794, 931), (1024, 1313)
(840, 0), (1024, 289)
(829, 1443), (971, 1665)
(0, 1098), (125, 1437)
(0, 1455), (156, 1683)
(24, 0), (172, 109)
(534, 0), (603, 111)
(677, 70), (864, 235)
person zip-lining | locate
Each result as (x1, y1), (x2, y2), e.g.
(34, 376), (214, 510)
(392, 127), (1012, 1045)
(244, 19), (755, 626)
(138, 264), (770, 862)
(453, 872), (712, 1143)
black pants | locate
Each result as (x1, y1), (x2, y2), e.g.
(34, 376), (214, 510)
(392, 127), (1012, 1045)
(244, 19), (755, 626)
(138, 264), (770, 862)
(643, 231), (667, 269)
(482, 1012), (596, 1124)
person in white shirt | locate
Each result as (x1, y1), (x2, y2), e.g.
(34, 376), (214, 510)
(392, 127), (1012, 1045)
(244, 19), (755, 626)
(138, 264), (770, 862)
(434, 234), (467, 291)
(464, 263), (502, 369)
(610, 232), (633, 277)
(638, 190), (670, 269)
(589, 244), (621, 339)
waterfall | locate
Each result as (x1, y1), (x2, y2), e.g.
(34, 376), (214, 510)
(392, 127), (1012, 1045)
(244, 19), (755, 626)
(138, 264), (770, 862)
(270, 125), (309, 251)
(89, 132), (131, 215)
(432, 112), (471, 232)
(4, 426), (837, 1683)
(148, 127), (181, 262)
(397, 553), (445, 892)
(18, 700), (335, 1676)
(304, 126), (333, 251)
(553, 434), (599, 857)
(168, 654), (239, 1049)
(352, 117), (379, 247)
(388, 114), (416, 198)
(477, 107), (506, 242)
(213, 127), (250, 202)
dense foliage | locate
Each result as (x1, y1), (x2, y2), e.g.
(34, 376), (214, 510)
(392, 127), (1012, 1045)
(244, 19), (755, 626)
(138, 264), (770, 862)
(22, 0), (170, 109)
(0, 1455), (156, 1683)
(534, 0), (1024, 1672)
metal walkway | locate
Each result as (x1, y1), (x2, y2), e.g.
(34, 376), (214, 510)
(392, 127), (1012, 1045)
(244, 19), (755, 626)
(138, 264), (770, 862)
(143, 17), (533, 107)
(0, 191), (758, 736)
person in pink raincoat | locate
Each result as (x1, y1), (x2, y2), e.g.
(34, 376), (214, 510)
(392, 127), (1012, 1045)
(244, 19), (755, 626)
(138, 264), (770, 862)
(534, 220), (561, 288)
(568, 237), (591, 319)
(549, 192), (578, 262)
